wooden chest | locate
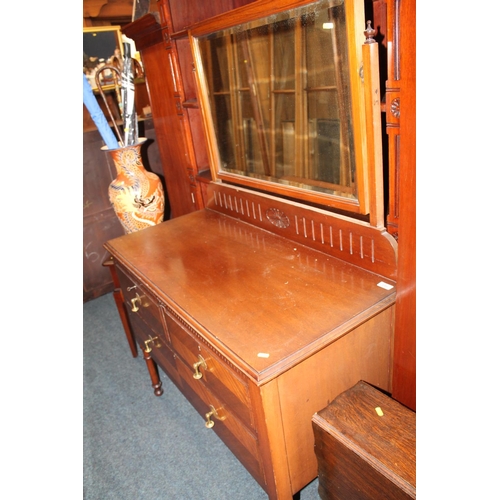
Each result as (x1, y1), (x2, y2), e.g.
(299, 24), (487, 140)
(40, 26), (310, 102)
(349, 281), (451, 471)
(312, 380), (416, 500)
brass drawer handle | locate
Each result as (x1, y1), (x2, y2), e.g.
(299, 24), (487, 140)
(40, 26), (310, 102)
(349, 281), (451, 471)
(130, 293), (143, 312)
(192, 354), (207, 380)
(144, 335), (160, 353)
(205, 405), (225, 428)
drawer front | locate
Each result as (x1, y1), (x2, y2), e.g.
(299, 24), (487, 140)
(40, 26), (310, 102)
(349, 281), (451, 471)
(164, 310), (254, 431)
(129, 312), (179, 385)
(176, 358), (265, 489)
(116, 266), (164, 337)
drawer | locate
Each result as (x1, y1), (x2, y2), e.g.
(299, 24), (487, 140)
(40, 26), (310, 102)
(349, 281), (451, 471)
(116, 266), (164, 337)
(128, 312), (180, 387)
(176, 358), (265, 490)
(164, 310), (254, 431)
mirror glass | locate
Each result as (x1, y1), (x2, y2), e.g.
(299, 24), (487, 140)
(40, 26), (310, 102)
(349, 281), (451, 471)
(192, 0), (368, 212)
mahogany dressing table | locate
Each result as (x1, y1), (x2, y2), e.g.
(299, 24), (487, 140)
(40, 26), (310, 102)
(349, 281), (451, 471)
(104, 1), (398, 498)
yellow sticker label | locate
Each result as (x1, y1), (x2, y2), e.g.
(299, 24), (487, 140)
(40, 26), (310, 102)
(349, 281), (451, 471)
(375, 407), (384, 416)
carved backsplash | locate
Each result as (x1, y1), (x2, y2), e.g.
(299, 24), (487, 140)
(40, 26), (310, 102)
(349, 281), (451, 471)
(206, 183), (398, 281)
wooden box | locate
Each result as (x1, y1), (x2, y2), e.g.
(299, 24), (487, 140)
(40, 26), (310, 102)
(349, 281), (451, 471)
(312, 380), (416, 500)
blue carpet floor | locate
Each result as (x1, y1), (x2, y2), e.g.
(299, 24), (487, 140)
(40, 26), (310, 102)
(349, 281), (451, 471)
(83, 292), (320, 499)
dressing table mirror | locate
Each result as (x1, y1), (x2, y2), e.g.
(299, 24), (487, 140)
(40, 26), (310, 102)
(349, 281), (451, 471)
(190, 0), (382, 217)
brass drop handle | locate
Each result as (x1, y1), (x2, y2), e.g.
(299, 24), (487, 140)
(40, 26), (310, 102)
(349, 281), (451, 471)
(192, 354), (207, 380)
(205, 405), (225, 428)
(130, 293), (143, 312)
(144, 335), (160, 353)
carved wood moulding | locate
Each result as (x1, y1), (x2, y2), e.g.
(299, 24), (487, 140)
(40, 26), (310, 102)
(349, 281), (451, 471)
(83, 0), (133, 20)
(206, 183), (397, 281)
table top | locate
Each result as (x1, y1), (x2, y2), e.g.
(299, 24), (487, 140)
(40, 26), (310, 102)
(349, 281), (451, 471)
(105, 209), (396, 381)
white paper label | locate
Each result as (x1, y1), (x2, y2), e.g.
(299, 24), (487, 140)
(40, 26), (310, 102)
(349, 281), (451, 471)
(377, 281), (394, 290)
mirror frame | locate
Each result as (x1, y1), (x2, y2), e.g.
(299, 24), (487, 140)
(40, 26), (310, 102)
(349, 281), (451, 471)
(189, 0), (375, 215)
(83, 26), (124, 91)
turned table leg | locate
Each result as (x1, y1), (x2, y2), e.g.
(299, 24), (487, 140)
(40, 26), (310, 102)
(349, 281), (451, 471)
(141, 341), (163, 397)
(103, 257), (138, 358)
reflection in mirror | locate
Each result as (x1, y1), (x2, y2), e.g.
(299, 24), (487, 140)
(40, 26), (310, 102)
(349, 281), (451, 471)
(194, 0), (366, 210)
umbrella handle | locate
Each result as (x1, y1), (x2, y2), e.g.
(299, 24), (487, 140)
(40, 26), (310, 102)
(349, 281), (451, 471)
(95, 65), (124, 145)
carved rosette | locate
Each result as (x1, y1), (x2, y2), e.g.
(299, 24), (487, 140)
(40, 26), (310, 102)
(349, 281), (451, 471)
(266, 208), (290, 228)
(391, 97), (400, 119)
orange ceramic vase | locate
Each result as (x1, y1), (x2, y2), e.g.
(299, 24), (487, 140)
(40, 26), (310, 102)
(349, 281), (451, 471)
(104, 138), (165, 234)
